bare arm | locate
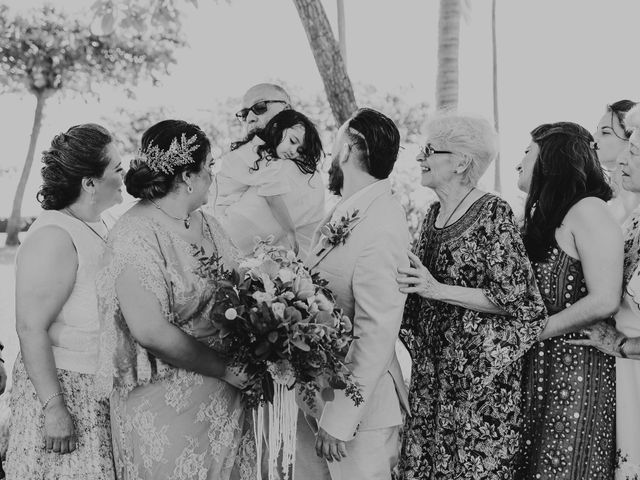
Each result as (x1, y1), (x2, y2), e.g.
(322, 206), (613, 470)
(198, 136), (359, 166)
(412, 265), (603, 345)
(116, 268), (242, 384)
(265, 194), (298, 254)
(15, 225), (78, 454)
(616, 338), (640, 359)
(539, 198), (623, 340)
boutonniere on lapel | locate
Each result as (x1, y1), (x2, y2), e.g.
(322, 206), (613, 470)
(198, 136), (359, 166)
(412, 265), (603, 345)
(318, 209), (361, 255)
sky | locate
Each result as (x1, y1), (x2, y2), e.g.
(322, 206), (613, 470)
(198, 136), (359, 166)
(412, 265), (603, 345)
(1, 0), (639, 216)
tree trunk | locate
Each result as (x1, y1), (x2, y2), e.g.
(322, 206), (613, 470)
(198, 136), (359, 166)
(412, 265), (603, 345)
(292, 0), (357, 125)
(337, 0), (347, 69)
(5, 91), (47, 246)
(491, 0), (501, 193)
(436, 0), (461, 110)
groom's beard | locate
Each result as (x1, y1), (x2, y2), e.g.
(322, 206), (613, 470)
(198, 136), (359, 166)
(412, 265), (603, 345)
(328, 162), (344, 196)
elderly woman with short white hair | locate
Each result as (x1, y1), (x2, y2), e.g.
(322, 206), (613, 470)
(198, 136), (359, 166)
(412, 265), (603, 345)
(397, 113), (547, 479)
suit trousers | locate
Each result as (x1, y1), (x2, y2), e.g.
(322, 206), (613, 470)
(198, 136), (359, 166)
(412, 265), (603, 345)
(294, 411), (400, 480)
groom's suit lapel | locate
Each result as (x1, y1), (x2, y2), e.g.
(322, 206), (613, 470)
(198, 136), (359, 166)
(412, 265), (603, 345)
(307, 181), (390, 271)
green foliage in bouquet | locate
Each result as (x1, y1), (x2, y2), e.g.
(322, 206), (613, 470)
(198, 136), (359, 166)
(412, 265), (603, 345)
(195, 241), (363, 410)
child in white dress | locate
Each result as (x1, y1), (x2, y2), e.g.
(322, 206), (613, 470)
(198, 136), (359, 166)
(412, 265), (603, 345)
(214, 110), (325, 258)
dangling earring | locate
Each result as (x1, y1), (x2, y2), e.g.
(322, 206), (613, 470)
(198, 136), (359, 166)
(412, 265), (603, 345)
(187, 185), (193, 194)
(90, 191), (96, 205)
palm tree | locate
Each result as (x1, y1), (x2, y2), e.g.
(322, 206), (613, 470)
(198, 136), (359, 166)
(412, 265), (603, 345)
(292, 0), (357, 125)
(337, 0), (347, 69)
(492, 0), (501, 193)
(435, 0), (462, 109)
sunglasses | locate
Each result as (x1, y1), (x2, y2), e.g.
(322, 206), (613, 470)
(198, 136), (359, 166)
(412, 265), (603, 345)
(418, 143), (453, 159)
(235, 100), (288, 120)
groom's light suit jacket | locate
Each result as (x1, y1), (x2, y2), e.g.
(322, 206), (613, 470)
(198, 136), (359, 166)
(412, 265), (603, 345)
(305, 179), (411, 442)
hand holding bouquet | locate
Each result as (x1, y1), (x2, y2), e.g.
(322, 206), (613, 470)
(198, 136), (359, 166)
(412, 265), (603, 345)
(196, 240), (362, 480)
(198, 240), (362, 410)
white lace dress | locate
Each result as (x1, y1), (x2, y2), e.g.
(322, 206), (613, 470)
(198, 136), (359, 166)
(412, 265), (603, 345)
(96, 211), (256, 480)
(616, 210), (640, 479)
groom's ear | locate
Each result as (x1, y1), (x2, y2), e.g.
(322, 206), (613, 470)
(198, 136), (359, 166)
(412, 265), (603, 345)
(339, 142), (353, 165)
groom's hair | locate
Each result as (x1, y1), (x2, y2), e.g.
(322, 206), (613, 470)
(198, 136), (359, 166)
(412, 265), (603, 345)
(346, 108), (400, 180)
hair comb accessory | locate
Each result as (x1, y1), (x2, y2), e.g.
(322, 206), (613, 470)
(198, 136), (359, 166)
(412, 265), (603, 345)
(135, 133), (200, 174)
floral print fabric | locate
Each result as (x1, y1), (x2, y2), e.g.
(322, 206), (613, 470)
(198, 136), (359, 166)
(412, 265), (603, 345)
(398, 194), (546, 479)
(6, 356), (115, 479)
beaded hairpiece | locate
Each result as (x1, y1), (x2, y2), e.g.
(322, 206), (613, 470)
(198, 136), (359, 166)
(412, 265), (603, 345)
(136, 133), (200, 174)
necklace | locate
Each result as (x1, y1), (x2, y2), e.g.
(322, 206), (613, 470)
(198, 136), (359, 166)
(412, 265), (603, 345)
(149, 199), (191, 229)
(440, 187), (475, 228)
(64, 208), (108, 243)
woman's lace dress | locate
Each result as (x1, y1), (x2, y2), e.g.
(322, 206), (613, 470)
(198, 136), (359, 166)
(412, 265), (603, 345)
(96, 212), (256, 480)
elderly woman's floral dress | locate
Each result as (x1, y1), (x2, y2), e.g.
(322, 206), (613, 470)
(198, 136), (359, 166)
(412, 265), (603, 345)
(96, 212), (256, 480)
(398, 194), (547, 479)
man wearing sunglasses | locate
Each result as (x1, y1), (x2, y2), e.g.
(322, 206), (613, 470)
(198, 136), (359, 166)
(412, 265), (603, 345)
(236, 83), (291, 136)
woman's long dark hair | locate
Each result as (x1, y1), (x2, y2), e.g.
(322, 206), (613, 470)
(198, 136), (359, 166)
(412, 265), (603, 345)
(231, 110), (323, 176)
(523, 122), (613, 262)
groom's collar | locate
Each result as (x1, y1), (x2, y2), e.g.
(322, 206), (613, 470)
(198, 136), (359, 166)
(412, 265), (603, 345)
(332, 179), (390, 222)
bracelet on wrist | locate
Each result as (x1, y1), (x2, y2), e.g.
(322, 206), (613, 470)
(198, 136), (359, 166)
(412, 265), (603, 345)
(42, 391), (64, 411)
(618, 337), (629, 358)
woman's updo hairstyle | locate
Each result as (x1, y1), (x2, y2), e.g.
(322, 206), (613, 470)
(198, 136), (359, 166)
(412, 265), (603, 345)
(125, 120), (211, 201)
(37, 123), (113, 210)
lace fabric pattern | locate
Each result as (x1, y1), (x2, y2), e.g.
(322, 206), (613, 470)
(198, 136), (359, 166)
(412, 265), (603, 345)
(615, 208), (640, 478)
(96, 211), (255, 480)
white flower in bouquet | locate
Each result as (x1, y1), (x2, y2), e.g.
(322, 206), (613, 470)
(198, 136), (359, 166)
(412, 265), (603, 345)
(271, 302), (286, 319)
(239, 257), (262, 270)
(314, 293), (334, 312)
(277, 267), (295, 284)
(293, 275), (315, 300)
(252, 291), (275, 305)
(260, 273), (276, 296)
(281, 291), (295, 301)
(259, 258), (280, 278)
(307, 297), (320, 315)
(224, 308), (238, 320)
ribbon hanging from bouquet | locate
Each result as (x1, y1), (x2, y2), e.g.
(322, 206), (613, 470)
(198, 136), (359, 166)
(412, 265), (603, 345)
(255, 360), (298, 480)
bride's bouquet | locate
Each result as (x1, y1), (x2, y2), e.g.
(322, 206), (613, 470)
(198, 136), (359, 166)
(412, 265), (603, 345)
(197, 240), (362, 479)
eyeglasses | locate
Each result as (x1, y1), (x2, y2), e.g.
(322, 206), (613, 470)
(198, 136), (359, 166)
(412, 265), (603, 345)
(418, 143), (453, 159)
(235, 100), (288, 120)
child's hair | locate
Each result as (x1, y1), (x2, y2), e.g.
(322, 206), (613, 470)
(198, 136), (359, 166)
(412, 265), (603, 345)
(247, 110), (323, 175)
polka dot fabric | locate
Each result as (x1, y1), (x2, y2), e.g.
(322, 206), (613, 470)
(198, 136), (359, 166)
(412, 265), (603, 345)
(515, 246), (616, 479)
